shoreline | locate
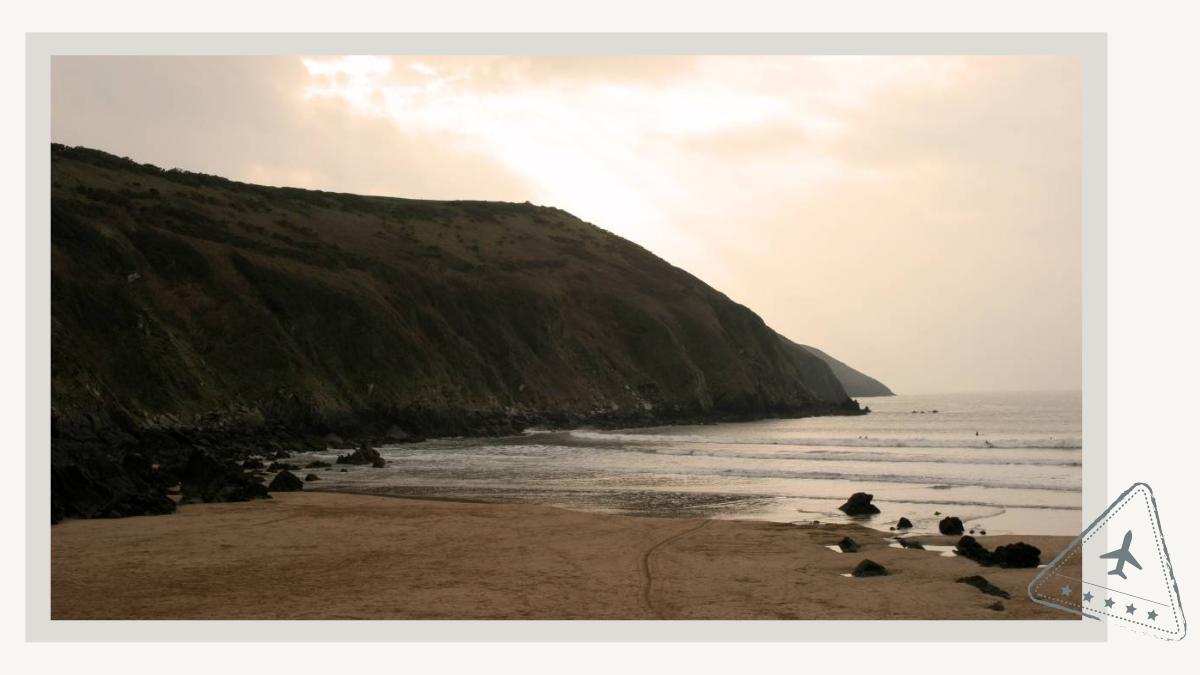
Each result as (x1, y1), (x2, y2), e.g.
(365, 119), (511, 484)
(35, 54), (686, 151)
(52, 491), (1077, 620)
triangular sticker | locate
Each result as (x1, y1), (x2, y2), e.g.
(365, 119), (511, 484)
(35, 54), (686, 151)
(1030, 483), (1186, 639)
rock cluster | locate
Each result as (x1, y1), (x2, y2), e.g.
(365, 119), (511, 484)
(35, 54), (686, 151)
(336, 443), (385, 467)
(180, 450), (270, 504)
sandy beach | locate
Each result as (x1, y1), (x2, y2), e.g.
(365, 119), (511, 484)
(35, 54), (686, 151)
(50, 491), (1077, 620)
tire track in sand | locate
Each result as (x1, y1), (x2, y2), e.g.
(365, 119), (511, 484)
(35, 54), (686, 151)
(640, 519), (711, 619)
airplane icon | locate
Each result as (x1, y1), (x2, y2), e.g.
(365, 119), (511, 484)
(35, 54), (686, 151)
(1100, 529), (1143, 580)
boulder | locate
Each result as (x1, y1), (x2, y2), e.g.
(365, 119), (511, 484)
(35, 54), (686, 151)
(898, 538), (924, 550)
(336, 442), (382, 466)
(993, 542), (1041, 568)
(268, 470), (304, 492)
(837, 492), (881, 516)
(896, 517), (913, 529)
(267, 461), (297, 472)
(838, 536), (860, 553)
(956, 575), (1011, 599)
(305, 473), (321, 482)
(851, 559), (888, 577)
(955, 535), (995, 566)
(372, 457), (387, 468)
(305, 460), (331, 469)
(939, 516), (965, 535)
(180, 450), (270, 504)
(242, 457), (264, 470)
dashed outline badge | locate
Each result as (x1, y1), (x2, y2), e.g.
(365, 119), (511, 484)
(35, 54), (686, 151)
(1030, 483), (1186, 640)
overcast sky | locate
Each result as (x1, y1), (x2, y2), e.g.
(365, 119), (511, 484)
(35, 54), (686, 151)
(51, 55), (1081, 394)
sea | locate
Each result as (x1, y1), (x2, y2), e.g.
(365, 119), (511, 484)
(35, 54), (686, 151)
(298, 391), (1083, 536)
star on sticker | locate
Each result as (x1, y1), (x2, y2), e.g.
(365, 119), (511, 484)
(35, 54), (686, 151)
(1126, 603), (1137, 615)
(1147, 610), (1158, 621)
(1104, 597), (1115, 608)
(1060, 585), (1072, 596)
(1082, 591), (1094, 603)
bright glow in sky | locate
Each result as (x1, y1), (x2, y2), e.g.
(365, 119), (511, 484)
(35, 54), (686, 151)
(51, 55), (1081, 394)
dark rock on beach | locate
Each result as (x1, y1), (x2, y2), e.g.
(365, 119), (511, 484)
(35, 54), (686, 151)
(336, 443), (382, 466)
(851, 559), (888, 577)
(837, 492), (881, 516)
(267, 461), (297, 472)
(987, 601), (1005, 611)
(956, 575), (1011, 599)
(954, 536), (1040, 568)
(305, 460), (331, 469)
(939, 516), (965, 535)
(898, 538), (924, 550)
(180, 450), (270, 504)
(304, 473), (321, 482)
(242, 457), (264, 470)
(955, 536), (995, 566)
(993, 542), (1041, 568)
(268, 470), (304, 492)
(838, 536), (860, 553)
(896, 517), (913, 529)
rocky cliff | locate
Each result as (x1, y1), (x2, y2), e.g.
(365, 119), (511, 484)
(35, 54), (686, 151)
(51, 144), (865, 467)
(795, 343), (894, 397)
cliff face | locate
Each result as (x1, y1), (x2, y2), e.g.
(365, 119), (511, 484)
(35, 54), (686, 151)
(794, 343), (894, 397)
(51, 144), (862, 447)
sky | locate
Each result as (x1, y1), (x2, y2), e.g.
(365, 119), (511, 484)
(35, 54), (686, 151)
(51, 55), (1081, 394)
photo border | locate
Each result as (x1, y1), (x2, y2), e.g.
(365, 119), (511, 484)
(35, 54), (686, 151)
(25, 32), (1106, 642)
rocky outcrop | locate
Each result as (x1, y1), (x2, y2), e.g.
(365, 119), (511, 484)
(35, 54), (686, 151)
(336, 443), (383, 466)
(837, 492), (881, 516)
(50, 452), (176, 523)
(180, 450), (270, 504)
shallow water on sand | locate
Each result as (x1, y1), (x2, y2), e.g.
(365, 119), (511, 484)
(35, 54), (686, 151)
(299, 391), (1082, 536)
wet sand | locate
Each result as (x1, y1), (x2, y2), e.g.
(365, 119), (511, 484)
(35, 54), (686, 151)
(51, 492), (1077, 620)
